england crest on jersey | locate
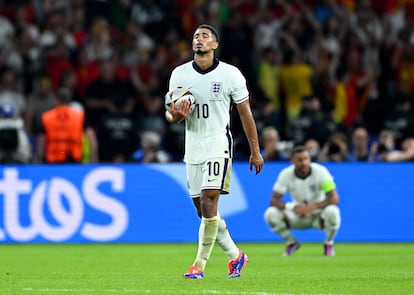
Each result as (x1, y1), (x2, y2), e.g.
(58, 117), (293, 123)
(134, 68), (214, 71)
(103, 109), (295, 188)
(211, 81), (223, 99)
(309, 184), (317, 192)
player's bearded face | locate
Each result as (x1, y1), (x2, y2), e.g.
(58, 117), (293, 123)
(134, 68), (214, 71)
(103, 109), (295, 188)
(192, 29), (217, 55)
(292, 152), (311, 176)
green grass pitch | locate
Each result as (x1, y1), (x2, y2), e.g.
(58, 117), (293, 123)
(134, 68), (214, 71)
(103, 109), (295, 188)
(0, 243), (413, 295)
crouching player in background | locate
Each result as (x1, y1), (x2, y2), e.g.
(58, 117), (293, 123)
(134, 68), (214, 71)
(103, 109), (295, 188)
(264, 145), (341, 256)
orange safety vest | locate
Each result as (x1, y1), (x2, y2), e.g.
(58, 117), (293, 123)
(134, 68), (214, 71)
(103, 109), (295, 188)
(41, 105), (84, 163)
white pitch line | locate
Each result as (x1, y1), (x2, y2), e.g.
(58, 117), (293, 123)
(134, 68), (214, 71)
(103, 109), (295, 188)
(19, 288), (296, 295)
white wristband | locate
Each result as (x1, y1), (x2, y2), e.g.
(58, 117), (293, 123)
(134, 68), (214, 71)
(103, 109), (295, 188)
(285, 202), (295, 210)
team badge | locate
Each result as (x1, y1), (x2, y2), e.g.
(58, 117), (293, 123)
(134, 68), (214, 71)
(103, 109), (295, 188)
(211, 82), (223, 96)
(309, 184), (316, 192)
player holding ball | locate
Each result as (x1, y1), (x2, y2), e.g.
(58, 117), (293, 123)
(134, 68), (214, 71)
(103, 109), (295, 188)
(165, 24), (264, 279)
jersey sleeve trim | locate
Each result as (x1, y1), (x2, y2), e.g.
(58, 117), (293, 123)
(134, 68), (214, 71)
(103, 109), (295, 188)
(234, 95), (249, 104)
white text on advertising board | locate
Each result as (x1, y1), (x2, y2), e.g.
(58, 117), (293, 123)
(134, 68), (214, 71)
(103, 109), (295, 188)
(0, 167), (128, 242)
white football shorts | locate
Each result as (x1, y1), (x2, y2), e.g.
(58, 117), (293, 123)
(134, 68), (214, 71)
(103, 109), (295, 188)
(186, 157), (232, 198)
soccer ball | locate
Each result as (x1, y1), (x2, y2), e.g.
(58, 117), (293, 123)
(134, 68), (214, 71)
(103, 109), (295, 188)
(165, 88), (195, 113)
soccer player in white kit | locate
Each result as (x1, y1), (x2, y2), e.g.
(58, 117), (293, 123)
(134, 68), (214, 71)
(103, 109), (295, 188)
(264, 145), (341, 256)
(165, 24), (264, 279)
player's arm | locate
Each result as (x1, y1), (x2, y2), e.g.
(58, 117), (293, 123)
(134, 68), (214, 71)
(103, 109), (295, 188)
(295, 180), (339, 216)
(236, 99), (264, 174)
(311, 188), (339, 210)
(165, 99), (191, 123)
(269, 191), (291, 210)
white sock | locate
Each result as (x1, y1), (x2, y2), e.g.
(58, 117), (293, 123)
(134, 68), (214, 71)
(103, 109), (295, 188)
(325, 228), (338, 243)
(193, 216), (219, 270)
(216, 213), (239, 261)
(322, 205), (341, 243)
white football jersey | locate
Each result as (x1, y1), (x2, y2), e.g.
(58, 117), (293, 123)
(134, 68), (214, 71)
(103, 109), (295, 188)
(169, 59), (249, 164)
(273, 163), (336, 204)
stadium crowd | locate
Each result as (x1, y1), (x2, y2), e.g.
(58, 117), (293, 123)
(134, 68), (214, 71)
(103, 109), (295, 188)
(0, 0), (414, 164)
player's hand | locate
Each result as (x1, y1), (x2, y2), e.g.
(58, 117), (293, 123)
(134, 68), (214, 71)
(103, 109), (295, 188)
(170, 97), (192, 118)
(165, 94), (192, 123)
(170, 100), (191, 122)
(249, 153), (264, 175)
(294, 204), (312, 218)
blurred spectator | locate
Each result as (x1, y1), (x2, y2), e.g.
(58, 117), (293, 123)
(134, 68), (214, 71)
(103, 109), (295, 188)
(36, 88), (98, 164)
(205, 0), (224, 35)
(123, 19), (155, 68)
(44, 38), (74, 91)
(318, 131), (350, 162)
(0, 13), (15, 50)
(59, 68), (80, 100)
(220, 8), (255, 82)
(84, 16), (113, 62)
(291, 94), (336, 146)
(0, 67), (26, 119)
(260, 126), (290, 162)
(38, 0), (72, 21)
(253, 3), (287, 55)
(349, 2), (383, 47)
(38, 8), (76, 50)
(130, 0), (176, 43)
(0, 103), (32, 164)
(96, 97), (138, 163)
(69, 4), (89, 48)
(382, 137), (414, 162)
(164, 118), (185, 162)
(255, 47), (282, 129)
(391, 28), (414, 100)
(84, 57), (136, 130)
(26, 76), (56, 137)
(321, 15), (345, 56)
(136, 92), (166, 136)
(133, 130), (170, 163)
(73, 46), (100, 100)
(333, 30), (375, 128)
(14, 5), (41, 96)
(279, 49), (314, 122)
(348, 126), (371, 162)
(383, 92), (414, 147)
(368, 129), (397, 162)
(304, 138), (321, 162)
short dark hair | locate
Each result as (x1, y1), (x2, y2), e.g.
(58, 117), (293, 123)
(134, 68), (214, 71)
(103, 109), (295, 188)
(290, 145), (308, 157)
(196, 24), (220, 42)
(56, 87), (72, 104)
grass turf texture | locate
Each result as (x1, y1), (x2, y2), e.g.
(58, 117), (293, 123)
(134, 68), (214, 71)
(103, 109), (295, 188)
(0, 243), (413, 295)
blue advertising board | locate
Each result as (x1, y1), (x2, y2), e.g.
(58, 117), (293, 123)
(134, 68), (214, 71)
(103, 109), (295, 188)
(0, 163), (412, 243)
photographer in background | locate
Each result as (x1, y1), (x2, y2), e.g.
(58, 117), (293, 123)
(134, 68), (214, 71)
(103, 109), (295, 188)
(370, 130), (414, 162)
(368, 129), (397, 162)
(260, 126), (290, 162)
(384, 137), (414, 162)
(0, 103), (32, 163)
(318, 131), (350, 162)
